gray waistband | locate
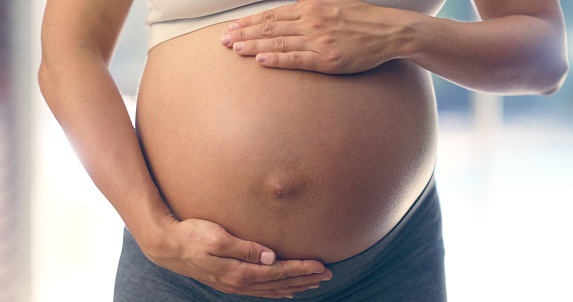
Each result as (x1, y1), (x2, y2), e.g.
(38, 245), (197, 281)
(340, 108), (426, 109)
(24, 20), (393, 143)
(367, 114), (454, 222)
(115, 173), (443, 302)
(284, 174), (438, 301)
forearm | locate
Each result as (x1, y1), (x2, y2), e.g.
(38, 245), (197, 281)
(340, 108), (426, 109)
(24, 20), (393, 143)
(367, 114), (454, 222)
(404, 11), (568, 95)
(38, 50), (173, 243)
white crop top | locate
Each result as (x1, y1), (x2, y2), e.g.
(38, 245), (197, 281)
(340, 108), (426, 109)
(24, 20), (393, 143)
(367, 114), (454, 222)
(146, 0), (444, 51)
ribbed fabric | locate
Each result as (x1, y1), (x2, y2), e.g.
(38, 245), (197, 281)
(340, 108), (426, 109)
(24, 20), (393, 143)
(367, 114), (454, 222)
(147, 0), (296, 50)
(145, 0), (445, 51)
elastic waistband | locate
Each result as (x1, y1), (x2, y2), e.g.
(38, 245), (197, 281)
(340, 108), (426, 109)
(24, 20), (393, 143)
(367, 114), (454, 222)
(331, 174), (436, 265)
(147, 0), (297, 51)
(287, 173), (439, 301)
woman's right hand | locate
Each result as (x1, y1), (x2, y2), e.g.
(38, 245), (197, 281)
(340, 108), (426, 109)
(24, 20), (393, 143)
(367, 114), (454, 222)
(138, 218), (332, 299)
(39, 0), (330, 298)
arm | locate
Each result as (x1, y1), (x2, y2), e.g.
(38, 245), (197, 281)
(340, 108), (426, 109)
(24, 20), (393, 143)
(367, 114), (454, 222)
(407, 0), (569, 95)
(38, 0), (167, 248)
(38, 0), (329, 298)
(221, 0), (568, 95)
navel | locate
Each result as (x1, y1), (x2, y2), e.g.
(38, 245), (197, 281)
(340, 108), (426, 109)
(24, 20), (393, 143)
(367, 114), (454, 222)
(263, 170), (309, 200)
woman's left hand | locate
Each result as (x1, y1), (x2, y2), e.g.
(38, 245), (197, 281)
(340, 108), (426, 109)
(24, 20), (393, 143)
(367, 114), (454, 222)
(220, 0), (418, 74)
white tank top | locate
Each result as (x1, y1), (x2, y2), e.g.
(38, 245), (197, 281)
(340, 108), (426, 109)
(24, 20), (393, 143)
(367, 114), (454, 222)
(146, 0), (444, 51)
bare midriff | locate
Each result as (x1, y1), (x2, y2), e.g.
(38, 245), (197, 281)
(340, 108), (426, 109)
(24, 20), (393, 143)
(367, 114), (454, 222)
(136, 21), (437, 263)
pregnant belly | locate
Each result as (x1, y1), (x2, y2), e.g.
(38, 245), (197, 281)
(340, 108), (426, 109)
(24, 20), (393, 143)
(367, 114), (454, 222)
(136, 21), (438, 263)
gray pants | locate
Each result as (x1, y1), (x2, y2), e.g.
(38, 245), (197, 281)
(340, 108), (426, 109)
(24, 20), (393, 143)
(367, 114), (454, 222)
(114, 175), (446, 301)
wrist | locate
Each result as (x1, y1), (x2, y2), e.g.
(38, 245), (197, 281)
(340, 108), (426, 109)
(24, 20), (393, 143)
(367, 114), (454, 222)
(398, 9), (434, 61)
(404, 13), (460, 67)
(120, 191), (177, 249)
(131, 213), (179, 261)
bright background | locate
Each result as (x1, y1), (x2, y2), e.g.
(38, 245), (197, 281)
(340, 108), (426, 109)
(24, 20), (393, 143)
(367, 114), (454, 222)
(2, 0), (572, 301)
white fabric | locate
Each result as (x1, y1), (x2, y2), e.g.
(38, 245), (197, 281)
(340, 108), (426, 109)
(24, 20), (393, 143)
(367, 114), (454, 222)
(146, 0), (444, 51)
(147, 0), (294, 50)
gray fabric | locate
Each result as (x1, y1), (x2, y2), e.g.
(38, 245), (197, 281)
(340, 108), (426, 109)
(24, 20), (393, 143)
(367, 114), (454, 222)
(114, 175), (446, 301)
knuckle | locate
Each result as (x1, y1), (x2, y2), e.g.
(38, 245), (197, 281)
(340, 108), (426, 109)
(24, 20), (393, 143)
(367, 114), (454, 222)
(260, 23), (274, 36)
(228, 276), (249, 290)
(276, 261), (291, 280)
(329, 6), (342, 18)
(239, 17), (250, 28)
(325, 51), (342, 65)
(207, 233), (226, 252)
(306, 20), (324, 30)
(237, 28), (246, 41)
(318, 34), (335, 45)
(322, 51), (343, 73)
(291, 52), (303, 68)
(241, 242), (258, 263)
(273, 36), (287, 51)
(263, 10), (277, 23)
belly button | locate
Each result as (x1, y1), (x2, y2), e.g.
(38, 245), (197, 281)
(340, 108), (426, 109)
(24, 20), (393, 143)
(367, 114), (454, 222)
(271, 184), (289, 199)
(264, 174), (306, 200)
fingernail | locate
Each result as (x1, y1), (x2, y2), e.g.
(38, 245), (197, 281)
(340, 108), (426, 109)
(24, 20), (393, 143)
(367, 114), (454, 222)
(285, 295), (294, 299)
(309, 285), (319, 289)
(321, 276), (331, 281)
(229, 22), (239, 31)
(261, 251), (275, 265)
(257, 54), (267, 63)
(220, 33), (231, 45)
(233, 42), (245, 52)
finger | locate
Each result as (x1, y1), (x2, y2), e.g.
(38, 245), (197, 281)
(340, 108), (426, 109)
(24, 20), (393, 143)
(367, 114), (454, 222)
(257, 51), (326, 72)
(238, 282), (324, 299)
(253, 269), (332, 290)
(207, 232), (276, 265)
(241, 284), (314, 299)
(233, 36), (308, 56)
(208, 281), (297, 300)
(221, 21), (302, 47)
(212, 262), (328, 298)
(230, 5), (300, 30)
(238, 290), (297, 300)
(238, 259), (326, 283)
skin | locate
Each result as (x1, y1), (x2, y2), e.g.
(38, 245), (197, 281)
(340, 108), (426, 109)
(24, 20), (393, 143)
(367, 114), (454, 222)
(221, 0), (568, 95)
(137, 23), (438, 264)
(38, 0), (568, 299)
(38, 0), (330, 299)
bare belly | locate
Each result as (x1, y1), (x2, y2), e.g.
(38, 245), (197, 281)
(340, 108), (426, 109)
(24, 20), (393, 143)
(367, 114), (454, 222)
(136, 21), (438, 263)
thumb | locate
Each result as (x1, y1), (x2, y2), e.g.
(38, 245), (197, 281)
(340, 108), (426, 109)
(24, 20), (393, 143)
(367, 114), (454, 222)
(216, 234), (276, 265)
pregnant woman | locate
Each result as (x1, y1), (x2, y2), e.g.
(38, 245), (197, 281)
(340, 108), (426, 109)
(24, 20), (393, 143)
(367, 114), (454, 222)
(39, 0), (568, 301)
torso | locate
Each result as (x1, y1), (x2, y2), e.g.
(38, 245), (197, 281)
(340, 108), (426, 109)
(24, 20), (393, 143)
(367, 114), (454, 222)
(137, 1), (444, 263)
